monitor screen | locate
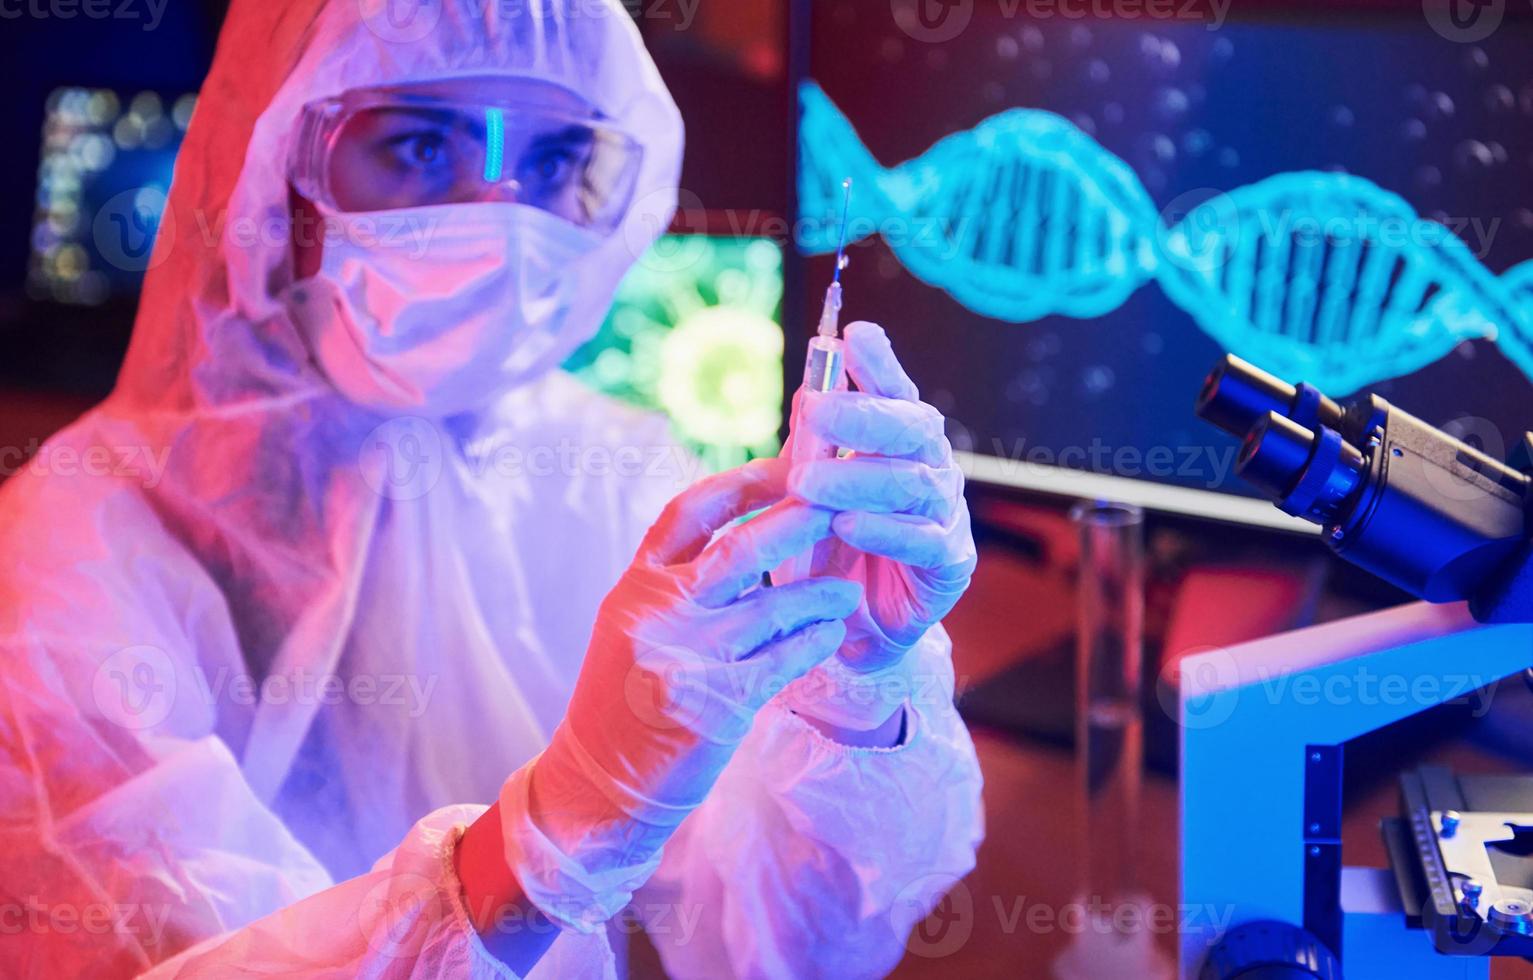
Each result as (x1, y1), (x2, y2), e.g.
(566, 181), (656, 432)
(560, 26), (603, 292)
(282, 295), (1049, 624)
(30, 87), (194, 306)
(564, 234), (785, 469)
(800, 3), (1533, 527)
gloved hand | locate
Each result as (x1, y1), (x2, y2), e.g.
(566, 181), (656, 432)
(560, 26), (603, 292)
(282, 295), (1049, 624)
(499, 458), (863, 930)
(779, 321), (977, 703)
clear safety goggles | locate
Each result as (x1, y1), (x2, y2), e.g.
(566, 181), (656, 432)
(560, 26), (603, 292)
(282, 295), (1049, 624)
(289, 81), (644, 234)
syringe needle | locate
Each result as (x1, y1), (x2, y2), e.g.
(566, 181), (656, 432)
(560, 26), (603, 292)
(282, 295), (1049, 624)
(833, 177), (853, 285)
(818, 179), (854, 340)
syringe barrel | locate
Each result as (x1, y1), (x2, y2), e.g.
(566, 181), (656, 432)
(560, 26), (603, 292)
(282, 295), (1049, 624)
(804, 334), (845, 394)
(777, 335), (847, 583)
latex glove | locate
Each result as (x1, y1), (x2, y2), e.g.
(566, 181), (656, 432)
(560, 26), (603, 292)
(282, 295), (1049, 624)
(782, 321), (977, 679)
(502, 457), (863, 930)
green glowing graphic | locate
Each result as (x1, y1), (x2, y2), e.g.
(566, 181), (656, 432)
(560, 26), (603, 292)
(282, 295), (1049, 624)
(564, 236), (785, 471)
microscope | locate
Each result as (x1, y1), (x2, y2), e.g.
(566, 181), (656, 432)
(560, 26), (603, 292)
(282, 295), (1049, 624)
(1180, 356), (1533, 978)
(1197, 354), (1533, 623)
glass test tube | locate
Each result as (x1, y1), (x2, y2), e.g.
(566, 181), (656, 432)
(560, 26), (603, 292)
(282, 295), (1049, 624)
(1070, 500), (1146, 911)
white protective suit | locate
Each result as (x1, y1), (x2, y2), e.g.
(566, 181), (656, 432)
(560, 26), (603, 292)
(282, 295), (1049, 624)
(0, 1), (985, 977)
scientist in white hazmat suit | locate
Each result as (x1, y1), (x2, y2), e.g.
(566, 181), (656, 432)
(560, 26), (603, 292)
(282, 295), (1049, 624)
(0, 0), (984, 976)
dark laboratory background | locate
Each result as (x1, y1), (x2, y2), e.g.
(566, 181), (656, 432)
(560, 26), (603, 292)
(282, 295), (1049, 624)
(6, 2), (1533, 976)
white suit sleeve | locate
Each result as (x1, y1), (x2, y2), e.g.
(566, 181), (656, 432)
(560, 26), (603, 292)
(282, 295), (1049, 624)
(0, 625), (328, 974)
(141, 804), (616, 980)
(0, 632), (606, 979)
(634, 624), (985, 980)
(137, 805), (498, 979)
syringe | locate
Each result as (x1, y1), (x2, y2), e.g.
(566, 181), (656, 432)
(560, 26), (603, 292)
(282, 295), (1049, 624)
(808, 179), (853, 396)
(779, 178), (853, 582)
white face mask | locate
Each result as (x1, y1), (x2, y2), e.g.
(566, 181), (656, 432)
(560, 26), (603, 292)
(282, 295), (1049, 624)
(285, 202), (602, 417)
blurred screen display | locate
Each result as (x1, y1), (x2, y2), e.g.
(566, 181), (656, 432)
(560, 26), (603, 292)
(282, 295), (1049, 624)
(564, 235), (785, 470)
(804, 5), (1533, 502)
(30, 87), (194, 306)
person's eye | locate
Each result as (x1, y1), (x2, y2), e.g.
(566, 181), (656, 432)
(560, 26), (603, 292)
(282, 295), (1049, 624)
(385, 131), (452, 171)
(523, 138), (595, 189)
(529, 148), (577, 184)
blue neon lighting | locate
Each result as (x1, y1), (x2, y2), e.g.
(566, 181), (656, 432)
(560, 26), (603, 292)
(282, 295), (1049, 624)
(799, 82), (1533, 394)
(484, 107), (505, 184)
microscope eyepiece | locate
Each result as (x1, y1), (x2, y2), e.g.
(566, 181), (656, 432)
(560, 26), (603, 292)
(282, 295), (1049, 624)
(1236, 412), (1316, 500)
(1195, 355), (1533, 614)
(1196, 354), (1342, 438)
(1234, 411), (1369, 525)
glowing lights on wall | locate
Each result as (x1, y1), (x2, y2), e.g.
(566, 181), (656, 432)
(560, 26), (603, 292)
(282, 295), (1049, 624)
(563, 236), (785, 470)
(30, 87), (196, 306)
(799, 82), (1533, 394)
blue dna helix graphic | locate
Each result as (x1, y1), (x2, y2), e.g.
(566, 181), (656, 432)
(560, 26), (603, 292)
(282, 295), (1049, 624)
(799, 82), (1533, 394)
